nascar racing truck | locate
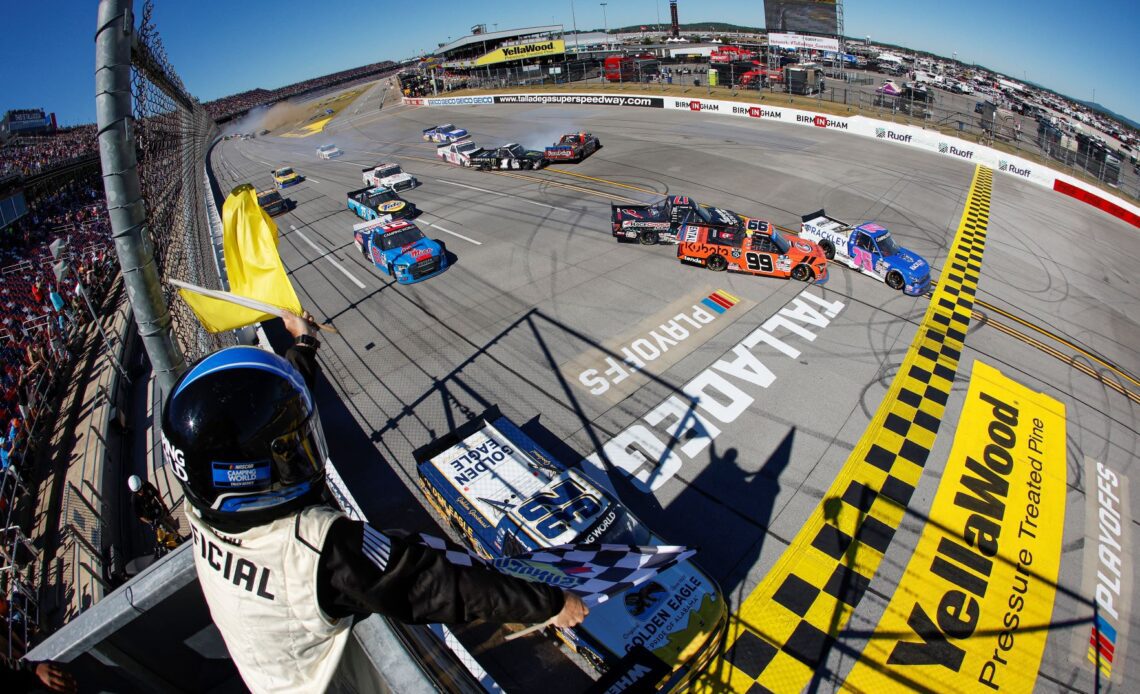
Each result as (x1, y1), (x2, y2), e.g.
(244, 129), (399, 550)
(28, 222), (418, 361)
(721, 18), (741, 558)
(612, 195), (744, 245)
(544, 132), (601, 163)
(346, 186), (417, 222)
(469, 143), (546, 170)
(415, 408), (726, 691)
(799, 209), (931, 295)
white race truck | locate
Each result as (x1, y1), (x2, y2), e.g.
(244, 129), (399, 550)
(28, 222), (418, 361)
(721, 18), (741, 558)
(361, 162), (417, 191)
(436, 139), (485, 167)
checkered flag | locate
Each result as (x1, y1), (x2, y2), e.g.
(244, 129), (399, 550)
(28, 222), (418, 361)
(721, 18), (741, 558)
(492, 544), (697, 608)
(417, 532), (488, 567)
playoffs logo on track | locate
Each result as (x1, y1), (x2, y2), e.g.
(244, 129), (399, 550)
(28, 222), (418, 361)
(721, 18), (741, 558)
(1073, 457), (1132, 683)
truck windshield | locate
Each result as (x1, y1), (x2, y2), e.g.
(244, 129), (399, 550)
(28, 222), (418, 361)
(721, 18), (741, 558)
(505, 144), (525, 157)
(770, 229), (791, 254)
(877, 232), (901, 256)
(593, 506), (652, 545)
(380, 227), (424, 250)
(457, 142), (477, 153)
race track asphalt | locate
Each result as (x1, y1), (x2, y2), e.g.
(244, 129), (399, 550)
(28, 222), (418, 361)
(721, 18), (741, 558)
(210, 87), (1139, 693)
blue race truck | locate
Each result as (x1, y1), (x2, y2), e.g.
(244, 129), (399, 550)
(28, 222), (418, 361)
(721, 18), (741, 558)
(799, 209), (931, 295)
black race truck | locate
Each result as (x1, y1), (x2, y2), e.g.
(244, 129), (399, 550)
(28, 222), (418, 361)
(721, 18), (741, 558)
(469, 143), (546, 170)
(611, 195), (744, 245)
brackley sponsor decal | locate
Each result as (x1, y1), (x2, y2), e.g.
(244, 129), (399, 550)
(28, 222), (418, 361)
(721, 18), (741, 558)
(999, 159), (1032, 178)
(1074, 457), (1132, 682)
(875, 126), (913, 143)
(843, 361), (1067, 694)
(732, 105), (783, 119)
(796, 114), (848, 129)
(493, 94), (663, 108)
(939, 141), (975, 159)
(584, 288), (845, 492)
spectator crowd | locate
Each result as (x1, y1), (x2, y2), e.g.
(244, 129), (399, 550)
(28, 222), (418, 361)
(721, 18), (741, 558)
(0, 126), (98, 180)
(203, 60), (399, 121)
(0, 140), (117, 664)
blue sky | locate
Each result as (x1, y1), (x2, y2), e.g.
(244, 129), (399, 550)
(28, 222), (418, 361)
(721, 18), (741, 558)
(2, 1), (1137, 127)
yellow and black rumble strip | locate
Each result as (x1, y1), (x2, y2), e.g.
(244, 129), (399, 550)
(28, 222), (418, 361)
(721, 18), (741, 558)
(696, 166), (993, 693)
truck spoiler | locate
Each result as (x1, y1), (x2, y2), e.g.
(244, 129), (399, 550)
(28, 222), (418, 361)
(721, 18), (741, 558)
(347, 185), (376, 198)
(801, 208), (827, 223)
(412, 406), (502, 465)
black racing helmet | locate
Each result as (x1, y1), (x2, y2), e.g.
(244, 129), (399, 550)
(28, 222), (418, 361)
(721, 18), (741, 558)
(161, 346), (327, 528)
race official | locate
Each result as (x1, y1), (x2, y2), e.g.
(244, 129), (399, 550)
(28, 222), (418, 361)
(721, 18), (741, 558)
(163, 311), (587, 694)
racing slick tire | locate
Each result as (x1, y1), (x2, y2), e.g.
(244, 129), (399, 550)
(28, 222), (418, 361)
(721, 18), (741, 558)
(791, 264), (812, 282)
(706, 254), (728, 272)
(886, 271), (904, 290)
(818, 239), (835, 260)
(639, 230), (659, 246)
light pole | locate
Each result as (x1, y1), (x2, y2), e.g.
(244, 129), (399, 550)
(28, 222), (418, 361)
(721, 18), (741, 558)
(600, 2), (608, 49)
(570, 0), (579, 54)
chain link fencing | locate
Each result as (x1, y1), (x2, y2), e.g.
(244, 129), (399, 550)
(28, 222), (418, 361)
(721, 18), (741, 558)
(130, 0), (233, 364)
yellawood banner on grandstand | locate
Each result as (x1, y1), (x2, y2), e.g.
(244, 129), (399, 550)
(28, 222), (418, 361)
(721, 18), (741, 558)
(843, 360), (1066, 694)
(475, 39), (565, 66)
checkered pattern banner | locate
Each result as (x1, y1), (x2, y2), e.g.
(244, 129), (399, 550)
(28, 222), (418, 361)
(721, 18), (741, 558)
(418, 532), (487, 568)
(415, 534), (695, 609)
(493, 544), (697, 608)
(697, 166), (993, 693)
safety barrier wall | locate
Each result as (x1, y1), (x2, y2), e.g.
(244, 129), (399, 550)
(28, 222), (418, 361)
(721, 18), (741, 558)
(404, 93), (1140, 228)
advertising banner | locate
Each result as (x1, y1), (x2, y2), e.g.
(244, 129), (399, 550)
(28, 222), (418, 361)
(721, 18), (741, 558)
(766, 32), (840, 52)
(492, 94), (663, 108)
(475, 39), (565, 66)
(844, 360), (1067, 694)
(764, 1), (839, 36)
(399, 90), (1140, 227)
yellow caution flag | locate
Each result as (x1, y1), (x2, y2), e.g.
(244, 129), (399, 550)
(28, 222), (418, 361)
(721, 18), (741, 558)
(178, 184), (302, 333)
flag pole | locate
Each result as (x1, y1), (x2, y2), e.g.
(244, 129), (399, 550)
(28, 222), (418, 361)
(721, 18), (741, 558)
(169, 278), (339, 334)
(504, 615), (557, 641)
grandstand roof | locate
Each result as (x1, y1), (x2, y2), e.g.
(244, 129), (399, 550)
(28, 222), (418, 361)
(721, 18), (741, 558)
(435, 25), (563, 55)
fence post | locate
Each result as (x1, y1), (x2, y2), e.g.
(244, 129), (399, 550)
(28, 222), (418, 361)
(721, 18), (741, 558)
(95, 0), (186, 396)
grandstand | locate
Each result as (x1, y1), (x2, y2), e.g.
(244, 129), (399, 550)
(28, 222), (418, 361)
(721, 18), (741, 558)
(0, 47), (414, 681)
